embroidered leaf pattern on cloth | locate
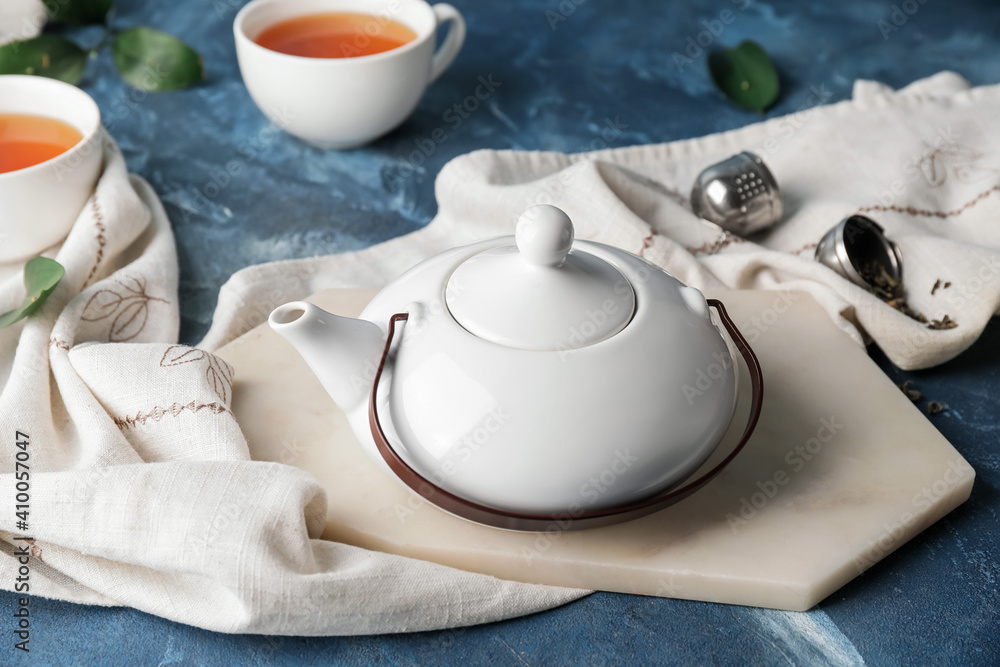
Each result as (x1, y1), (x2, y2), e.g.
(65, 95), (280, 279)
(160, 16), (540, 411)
(159, 345), (234, 403)
(81, 274), (169, 342)
(919, 142), (999, 186)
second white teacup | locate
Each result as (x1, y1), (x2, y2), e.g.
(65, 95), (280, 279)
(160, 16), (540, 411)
(234, 0), (466, 149)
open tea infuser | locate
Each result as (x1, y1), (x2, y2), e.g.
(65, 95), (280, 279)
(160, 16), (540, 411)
(815, 215), (904, 291)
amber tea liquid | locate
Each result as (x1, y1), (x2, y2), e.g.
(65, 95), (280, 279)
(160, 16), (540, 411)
(254, 12), (417, 58)
(0, 114), (83, 174)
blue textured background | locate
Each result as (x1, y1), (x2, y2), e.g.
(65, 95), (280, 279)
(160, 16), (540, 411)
(3, 0), (999, 664)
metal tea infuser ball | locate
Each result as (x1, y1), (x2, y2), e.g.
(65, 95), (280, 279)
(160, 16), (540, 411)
(690, 151), (783, 235)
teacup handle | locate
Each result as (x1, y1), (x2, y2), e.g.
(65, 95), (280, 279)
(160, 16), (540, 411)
(429, 4), (466, 82)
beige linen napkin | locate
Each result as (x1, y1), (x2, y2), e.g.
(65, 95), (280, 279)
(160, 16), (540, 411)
(204, 71), (1000, 373)
(0, 0), (45, 46)
(0, 139), (585, 634)
(1, 6), (586, 633)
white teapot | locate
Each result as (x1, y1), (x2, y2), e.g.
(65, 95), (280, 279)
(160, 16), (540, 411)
(270, 205), (762, 530)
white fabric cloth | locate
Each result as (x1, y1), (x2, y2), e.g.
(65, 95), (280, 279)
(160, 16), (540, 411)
(205, 71), (1000, 371)
(4, 69), (1000, 636)
(0, 0), (45, 46)
(0, 9), (582, 636)
(0, 140), (587, 635)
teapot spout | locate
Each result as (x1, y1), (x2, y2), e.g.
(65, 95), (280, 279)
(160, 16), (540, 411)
(269, 301), (384, 414)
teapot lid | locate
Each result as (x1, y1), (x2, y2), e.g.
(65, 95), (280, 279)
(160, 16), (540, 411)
(446, 206), (636, 351)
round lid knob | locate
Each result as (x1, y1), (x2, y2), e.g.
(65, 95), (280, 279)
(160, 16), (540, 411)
(516, 205), (574, 268)
(446, 206), (636, 351)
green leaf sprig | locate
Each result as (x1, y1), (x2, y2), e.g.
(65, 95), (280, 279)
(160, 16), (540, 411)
(0, 257), (65, 328)
(707, 40), (779, 114)
(0, 0), (202, 92)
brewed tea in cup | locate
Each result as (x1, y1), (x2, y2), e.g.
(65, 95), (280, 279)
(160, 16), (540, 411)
(234, 0), (466, 149)
(254, 12), (417, 58)
(0, 114), (83, 174)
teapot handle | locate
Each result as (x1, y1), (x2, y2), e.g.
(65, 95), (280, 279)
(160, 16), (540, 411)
(368, 298), (764, 532)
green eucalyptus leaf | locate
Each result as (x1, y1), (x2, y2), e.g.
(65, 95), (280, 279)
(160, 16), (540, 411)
(111, 27), (203, 92)
(0, 257), (66, 329)
(708, 40), (779, 114)
(43, 0), (113, 26)
(0, 35), (87, 84)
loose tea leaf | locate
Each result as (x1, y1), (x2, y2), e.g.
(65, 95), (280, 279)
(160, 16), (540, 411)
(43, 0), (112, 26)
(111, 27), (203, 92)
(859, 261), (902, 301)
(930, 279), (952, 295)
(897, 380), (951, 416)
(858, 261), (959, 328)
(927, 401), (946, 415)
(0, 257), (65, 328)
(898, 380), (921, 403)
(708, 41), (779, 114)
(0, 35), (87, 84)
(859, 261), (926, 323)
(928, 315), (958, 330)
(888, 298), (928, 323)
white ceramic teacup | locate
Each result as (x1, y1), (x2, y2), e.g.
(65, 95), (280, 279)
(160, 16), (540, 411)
(234, 0), (466, 149)
(0, 75), (103, 264)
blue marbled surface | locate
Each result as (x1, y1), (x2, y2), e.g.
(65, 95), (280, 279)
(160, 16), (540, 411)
(3, 0), (1000, 664)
